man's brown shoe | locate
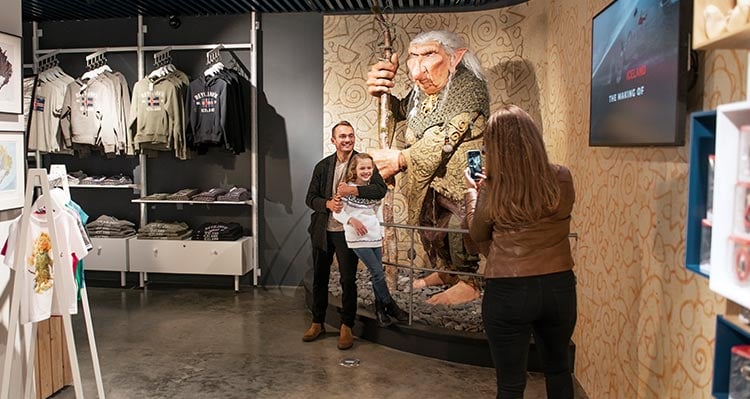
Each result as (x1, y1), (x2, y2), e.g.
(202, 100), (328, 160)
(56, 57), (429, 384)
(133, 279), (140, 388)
(302, 323), (325, 342)
(337, 324), (354, 350)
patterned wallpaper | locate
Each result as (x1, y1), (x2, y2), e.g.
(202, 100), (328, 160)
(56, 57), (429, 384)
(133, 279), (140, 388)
(323, 0), (747, 397)
(322, 3), (551, 275)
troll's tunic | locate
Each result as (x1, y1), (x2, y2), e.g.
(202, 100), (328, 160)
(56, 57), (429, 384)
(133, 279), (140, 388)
(392, 65), (490, 225)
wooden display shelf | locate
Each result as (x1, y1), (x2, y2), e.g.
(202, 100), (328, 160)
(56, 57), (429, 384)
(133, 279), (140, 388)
(726, 300), (750, 328)
(723, 313), (750, 335)
(693, 0), (750, 50)
(694, 28), (750, 50)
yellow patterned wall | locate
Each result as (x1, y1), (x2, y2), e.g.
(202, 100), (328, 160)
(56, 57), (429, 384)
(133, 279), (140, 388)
(323, 0), (747, 397)
(323, 5), (550, 265)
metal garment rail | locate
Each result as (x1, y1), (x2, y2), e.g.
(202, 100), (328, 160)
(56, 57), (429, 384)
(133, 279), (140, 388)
(380, 222), (579, 325)
(31, 13), (260, 290)
(35, 43), (254, 54)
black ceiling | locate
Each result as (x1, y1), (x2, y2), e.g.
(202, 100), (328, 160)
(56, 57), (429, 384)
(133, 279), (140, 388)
(23, 0), (527, 22)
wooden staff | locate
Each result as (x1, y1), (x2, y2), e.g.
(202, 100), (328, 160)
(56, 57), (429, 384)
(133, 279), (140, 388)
(372, 2), (399, 290)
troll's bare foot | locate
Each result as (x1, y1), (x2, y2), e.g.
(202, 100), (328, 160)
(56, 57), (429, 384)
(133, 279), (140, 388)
(412, 272), (444, 289)
(426, 281), (480, 305)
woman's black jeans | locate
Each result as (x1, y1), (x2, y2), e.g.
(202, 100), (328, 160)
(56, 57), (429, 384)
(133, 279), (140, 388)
(482, 269), (577, 399)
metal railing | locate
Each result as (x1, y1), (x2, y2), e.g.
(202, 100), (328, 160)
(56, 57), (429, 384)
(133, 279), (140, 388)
(379, 222), (579, 325)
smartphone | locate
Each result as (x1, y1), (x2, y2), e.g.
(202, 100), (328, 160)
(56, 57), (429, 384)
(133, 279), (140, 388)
(467, 149), (482, 181)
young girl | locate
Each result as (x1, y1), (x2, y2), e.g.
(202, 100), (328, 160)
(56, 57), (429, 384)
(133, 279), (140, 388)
(333, 153), (408, 327)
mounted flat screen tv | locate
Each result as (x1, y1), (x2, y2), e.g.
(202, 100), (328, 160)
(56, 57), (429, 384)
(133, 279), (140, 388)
(589, 0), (690, 146)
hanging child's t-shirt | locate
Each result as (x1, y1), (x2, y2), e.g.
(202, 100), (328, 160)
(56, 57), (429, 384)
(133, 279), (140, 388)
(2, 209), (88, 324)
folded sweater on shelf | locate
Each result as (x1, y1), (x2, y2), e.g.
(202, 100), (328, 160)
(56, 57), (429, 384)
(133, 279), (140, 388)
(192, 222), (244, 241)
(167, 188), (200, 201)
(137, 230), (193, 240)
(137, 221), (192, 240)
(140, 193), (170, 200)
(191, 188), (228, 202)
(88, 229), (136, 238)
(86, 215), (136, 228)
(65, 173), (133, 186)
(101, 175), (133, 185)
(216, 187), (250, 202)
(86, 215), (137, 238)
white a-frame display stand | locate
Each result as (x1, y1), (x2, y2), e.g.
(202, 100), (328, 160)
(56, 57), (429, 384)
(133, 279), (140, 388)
(1, 168), (104, 399)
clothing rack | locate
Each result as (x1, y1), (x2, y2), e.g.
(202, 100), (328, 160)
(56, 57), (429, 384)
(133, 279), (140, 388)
(204, 44), (252, 81)
(48, 165), (106, 399)
(47, 165), (106, 397)
(30, 14), (261, 288)
(35, 43), (254, 56)
(0, 168), (99, 399)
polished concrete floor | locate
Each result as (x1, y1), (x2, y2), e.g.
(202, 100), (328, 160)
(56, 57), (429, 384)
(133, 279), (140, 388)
(51, 285), (588, 398)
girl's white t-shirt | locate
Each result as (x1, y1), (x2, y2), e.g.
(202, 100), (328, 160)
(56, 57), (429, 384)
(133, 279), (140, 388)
(3, 209), (88, 324)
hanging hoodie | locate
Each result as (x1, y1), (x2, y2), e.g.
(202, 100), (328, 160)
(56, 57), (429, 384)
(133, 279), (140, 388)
(28, 79), (69, 153)
(185, 73), (228, 152)
(102, 71), (132, 153)
(216, 69), (247, 154)
(128, 74), (184, 158)
(59, 77), (120, 154)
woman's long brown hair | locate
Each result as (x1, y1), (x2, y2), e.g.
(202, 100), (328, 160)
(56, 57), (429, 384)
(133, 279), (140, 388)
(482, 105), (560, 228)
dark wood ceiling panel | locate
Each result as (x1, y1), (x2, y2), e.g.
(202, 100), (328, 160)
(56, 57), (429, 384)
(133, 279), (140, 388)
(22, 0), (527, 22)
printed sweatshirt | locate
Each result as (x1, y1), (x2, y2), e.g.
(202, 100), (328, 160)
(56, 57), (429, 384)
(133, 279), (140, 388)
(29, 78), (70, 153)
(128, 74), (183, 157)
(185, 74), (228, 149)
(59, 77), (120, 153)
(332, 183), (384, 249)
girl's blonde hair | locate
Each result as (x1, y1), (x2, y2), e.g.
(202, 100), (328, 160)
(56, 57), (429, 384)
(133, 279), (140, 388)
(345, 153), (374, 183)
(483, 104), (560, 228)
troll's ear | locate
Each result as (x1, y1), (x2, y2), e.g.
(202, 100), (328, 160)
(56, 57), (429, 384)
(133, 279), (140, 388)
(450, 48), (468, 73)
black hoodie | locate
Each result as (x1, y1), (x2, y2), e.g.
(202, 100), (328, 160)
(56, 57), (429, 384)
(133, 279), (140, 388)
(185, 70), (247, 154)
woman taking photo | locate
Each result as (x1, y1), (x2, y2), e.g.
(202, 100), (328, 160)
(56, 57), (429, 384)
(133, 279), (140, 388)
(465, 105), (577, 399)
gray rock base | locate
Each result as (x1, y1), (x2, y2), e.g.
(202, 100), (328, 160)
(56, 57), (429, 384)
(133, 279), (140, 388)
(329, 268), (485, 333)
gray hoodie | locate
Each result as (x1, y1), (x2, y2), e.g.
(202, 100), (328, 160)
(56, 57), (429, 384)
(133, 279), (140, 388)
(60, 77), (120, 153)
